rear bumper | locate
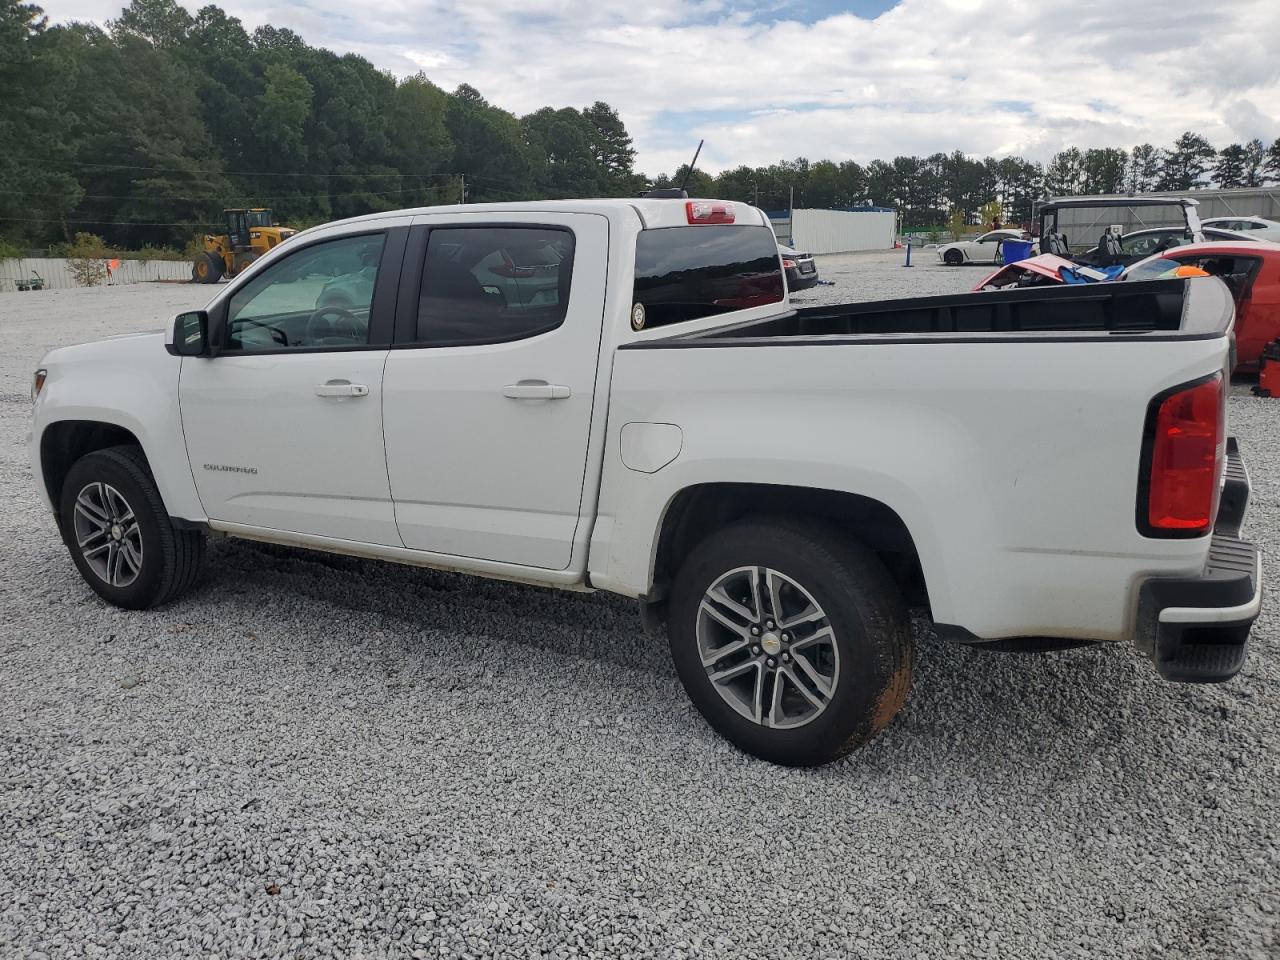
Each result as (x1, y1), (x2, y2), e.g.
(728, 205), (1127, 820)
(1135, 438), (1262, 682)
(786, 265), (819, 290)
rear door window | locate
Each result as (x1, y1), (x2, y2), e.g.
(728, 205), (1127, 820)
(415, 226), (574, 345)
(632, 225), (784, 328)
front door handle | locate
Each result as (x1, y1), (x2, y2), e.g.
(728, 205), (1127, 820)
(315, 380), (369, 398)
(502, 380), (571, 400)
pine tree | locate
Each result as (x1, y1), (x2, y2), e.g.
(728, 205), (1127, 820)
(1215, 144), (1247, 188)
(1158, 132), (1216, 190)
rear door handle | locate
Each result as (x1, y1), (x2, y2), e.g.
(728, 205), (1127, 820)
(502, 380), (571, 400)
(315, 380), (369, 398)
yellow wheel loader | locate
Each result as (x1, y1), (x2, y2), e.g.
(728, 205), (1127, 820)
(192, 209), (297, 284)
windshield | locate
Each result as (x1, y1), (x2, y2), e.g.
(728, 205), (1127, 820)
(245, 210), (273, 228)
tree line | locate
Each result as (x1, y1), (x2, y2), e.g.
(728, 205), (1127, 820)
(678, 133), (1280, 229)
(4, 0), (1280, 252)
(1, 0), (643, 251)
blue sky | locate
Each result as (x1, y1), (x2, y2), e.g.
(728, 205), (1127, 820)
(47, 0), (1280, 176)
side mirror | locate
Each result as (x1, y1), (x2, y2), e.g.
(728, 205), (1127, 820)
(167, 310), (209, 357)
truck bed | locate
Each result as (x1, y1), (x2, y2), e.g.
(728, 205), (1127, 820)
(662, 278), (1228, 343)
(602, 274), (1236, 644)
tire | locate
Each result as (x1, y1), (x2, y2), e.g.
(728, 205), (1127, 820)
(231, 251), (259, 276)
(943, 249), (964, 266)
(668, 518), (913, 766)
(192, 251), (223, 284)
(58, 445), (205, 610)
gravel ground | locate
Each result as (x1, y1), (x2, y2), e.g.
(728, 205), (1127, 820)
(789, 247), (985, 307)
(1, 259), (1278, 959)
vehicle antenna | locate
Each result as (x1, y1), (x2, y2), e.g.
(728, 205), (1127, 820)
(678, 140), (705, 195)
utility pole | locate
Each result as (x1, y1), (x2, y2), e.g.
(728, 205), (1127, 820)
(789, 185), (794, 214)
(752, 183), (759, 207)
(459, 173), (466, 205)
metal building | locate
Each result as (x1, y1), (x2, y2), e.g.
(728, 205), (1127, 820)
(766, 207), (897, 253)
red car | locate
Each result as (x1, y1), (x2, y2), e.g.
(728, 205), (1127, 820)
(1128, 242), (1280, 372)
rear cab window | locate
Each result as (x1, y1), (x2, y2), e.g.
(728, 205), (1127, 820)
(632, 225), (784, 328)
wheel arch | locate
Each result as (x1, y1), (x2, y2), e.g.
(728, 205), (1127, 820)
(40, 420), (155, 528)
(649, 482), (930, 614)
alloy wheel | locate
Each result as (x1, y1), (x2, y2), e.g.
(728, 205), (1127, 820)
(72, 482), (143, 588)
(696, 566), (840, 729)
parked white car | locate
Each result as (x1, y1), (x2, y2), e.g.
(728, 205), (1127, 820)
(937, 229), (1035, 265)
(1201, 216), (1280, 243)
(28, 197), (1262, 765)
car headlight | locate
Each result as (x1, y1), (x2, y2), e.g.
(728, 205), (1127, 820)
(32, 368), (47, 402)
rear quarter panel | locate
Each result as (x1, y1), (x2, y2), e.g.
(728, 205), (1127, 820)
(590, 334), (1231, 642)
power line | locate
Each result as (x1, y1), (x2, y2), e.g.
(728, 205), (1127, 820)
(0, 216), (220, 227)
(5, 184), (457, 203)
(36, 159), (468, 179)
(20, 159), (541, 192)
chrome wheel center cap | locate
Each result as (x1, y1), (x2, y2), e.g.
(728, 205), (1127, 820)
(110, 524), (123, 541)
(760, 631), (782, 656)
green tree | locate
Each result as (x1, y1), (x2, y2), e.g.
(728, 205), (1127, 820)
(185, 6), (258, 173)
(42, 22), (229, 247)
(992, 156), (1042, 223)
(446, 84), (535, 202)
(524, 107), (605, 199)
(1242, 138), (1266, 187)
(0, 1), (81, 245)
(1215, 144), (1247, 188)
(1081, 147), (1127, 194)
(835, 160), (868, 206)
(111, 0), (192, 48)
(1266, 137), (1280, 183)
(1126, 144), (1162, 193)
(804, 159), (842, 209)
(864, 159), (895, 208)
(1044, 148), (1085, 197)
(253, 63), (311, 160)
(387, 73), (453, 207)
(1158, 132), (1216, 190)
(582, 101), (638, 195)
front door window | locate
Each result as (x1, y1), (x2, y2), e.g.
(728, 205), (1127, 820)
(225, 233), (385, 351)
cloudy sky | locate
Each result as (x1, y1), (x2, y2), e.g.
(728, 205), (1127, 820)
(44, 0), (1280, 176)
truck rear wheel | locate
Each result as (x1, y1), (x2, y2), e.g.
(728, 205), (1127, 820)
(192, 252), (223, 284)
(668, 518), (913, 766)
(59, 445), (205, 610)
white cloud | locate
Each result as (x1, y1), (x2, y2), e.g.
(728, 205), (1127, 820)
(43, 0), (1280, 175)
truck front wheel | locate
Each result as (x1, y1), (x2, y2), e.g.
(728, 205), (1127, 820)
(668, 519), (913, 766)
(192, 251), (223, 284)
(58, 445), (205, 610)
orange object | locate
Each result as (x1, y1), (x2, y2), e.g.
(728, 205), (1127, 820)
(1173, 264), (1210, 278)
(107, 258), (121, 271)
(1255, 341), (1280, 397)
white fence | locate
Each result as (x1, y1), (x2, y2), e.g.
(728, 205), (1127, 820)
(788, 209), (897, 255)
(0, 257), (193, 292)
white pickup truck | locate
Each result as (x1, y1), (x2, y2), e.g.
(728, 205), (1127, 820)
(29, 198), (1263, 765)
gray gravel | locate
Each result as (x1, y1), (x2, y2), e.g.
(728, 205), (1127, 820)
(1, 259), (1278, 959)
(789, 247), (986, 307)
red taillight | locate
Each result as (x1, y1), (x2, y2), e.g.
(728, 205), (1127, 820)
(1142, 373), (1225, 535)
(782, 258), (797, 269)
(686, 200), (735, 225)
